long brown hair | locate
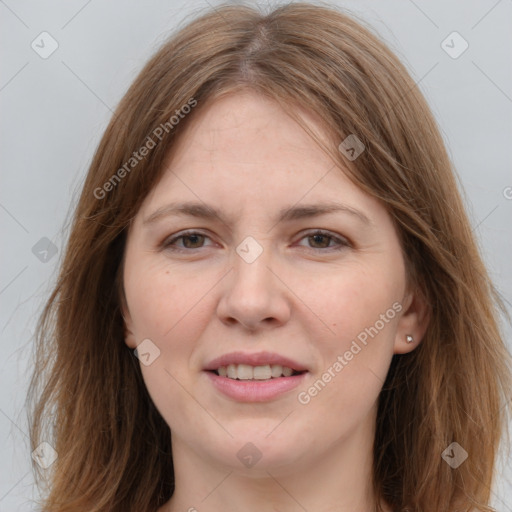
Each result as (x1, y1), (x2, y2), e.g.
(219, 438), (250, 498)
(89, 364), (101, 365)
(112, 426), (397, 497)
(28, 2), (511, 511)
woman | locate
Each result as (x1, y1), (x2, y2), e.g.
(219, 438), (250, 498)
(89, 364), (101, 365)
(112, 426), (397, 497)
(28, 2), (511, 511)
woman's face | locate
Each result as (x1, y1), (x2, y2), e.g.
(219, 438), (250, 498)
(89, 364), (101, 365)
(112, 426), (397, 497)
(123, 90), (423, 475)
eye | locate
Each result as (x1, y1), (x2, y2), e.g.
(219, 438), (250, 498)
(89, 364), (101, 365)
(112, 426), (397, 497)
(162, 230), (213, 251)
(296, 230), (351, 251)
(161, 229), (351, 253)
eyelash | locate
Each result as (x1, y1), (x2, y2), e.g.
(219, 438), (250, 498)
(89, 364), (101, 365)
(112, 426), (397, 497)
(161, 229), (351, 253)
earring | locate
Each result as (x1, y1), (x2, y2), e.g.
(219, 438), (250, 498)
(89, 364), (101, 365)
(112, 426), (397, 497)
(406, 335), (414, 344)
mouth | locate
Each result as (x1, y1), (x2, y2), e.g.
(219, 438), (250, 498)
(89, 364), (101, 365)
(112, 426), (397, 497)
(209, 364), (306, 380)
(203, 352), (309, 402)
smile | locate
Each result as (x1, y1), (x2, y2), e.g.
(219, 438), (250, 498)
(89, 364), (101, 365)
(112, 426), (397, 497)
(203, 351), (309, 402)
(214, 363), (303, 380)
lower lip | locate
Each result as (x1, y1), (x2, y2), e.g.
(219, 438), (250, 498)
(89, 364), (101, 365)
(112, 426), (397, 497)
(204, 371), (308, 402)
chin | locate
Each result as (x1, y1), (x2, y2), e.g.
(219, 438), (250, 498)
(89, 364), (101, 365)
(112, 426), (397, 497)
(200, 430), (310, 476)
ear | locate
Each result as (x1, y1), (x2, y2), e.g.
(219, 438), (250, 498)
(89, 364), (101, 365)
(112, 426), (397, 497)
(394, 287), (430, 354)
(121, 299), (137, 349)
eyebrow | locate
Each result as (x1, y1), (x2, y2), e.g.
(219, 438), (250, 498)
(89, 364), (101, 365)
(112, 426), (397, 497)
(143, 201), (370, 226)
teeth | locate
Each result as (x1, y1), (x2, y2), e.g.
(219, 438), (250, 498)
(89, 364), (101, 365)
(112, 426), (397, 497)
(253, 365), (271, 380)
(237, 364), (254, 380)
(271, 364), (283, 378)
(282, 366), (293, 377)
(227, 364), (237, 379)
(216, 364), (298, 380)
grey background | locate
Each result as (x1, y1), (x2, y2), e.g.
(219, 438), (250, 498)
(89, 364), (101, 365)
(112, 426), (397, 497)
(1, 0), (511, 510)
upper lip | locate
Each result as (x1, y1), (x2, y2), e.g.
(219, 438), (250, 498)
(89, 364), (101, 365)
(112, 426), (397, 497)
(204, 351), (309, 372)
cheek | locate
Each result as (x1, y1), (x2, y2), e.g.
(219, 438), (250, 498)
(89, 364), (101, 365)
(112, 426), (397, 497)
(307, 260), (402, 340)
(300, 260), (403, 392)
(124, 257), (212, 342)
(123, 260), (216, 427)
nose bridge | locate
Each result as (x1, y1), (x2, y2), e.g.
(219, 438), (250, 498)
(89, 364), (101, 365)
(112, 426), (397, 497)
(217, 234), (290, 329)
(231, 234), (275, 298)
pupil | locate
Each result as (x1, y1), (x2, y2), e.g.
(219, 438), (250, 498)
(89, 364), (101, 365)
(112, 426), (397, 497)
(184, 234), (203, 248)
(311, 234), (329, 248)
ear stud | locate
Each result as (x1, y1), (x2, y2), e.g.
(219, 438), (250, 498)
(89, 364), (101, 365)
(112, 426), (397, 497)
(406, 335), (414, 344)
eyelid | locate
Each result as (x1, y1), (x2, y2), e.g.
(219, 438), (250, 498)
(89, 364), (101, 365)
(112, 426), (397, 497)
(161, 228), (352, 252)
(161, 229), (215, 250)
(297, 229), (352, 250)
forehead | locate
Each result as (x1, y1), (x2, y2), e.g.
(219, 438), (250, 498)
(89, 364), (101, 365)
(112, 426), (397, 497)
(169, 91), (333, 167)
(140, 91), (372, 211)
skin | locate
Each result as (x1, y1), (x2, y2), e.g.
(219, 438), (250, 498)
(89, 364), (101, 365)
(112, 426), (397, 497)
(122, 90), (429, 512)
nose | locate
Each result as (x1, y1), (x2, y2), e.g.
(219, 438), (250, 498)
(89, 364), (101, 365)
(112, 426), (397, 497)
(216, 244), (291, 332)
